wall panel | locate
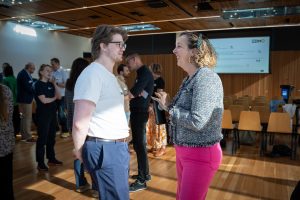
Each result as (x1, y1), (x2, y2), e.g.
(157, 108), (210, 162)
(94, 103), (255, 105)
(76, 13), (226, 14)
(126, 51), (300, 101)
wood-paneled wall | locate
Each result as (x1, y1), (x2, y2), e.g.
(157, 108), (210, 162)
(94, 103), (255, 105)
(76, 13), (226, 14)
(125, 51), (300, 101)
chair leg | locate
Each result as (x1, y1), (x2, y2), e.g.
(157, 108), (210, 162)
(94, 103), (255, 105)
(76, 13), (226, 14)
(260, 132), (265, 156)
(232, 129), (237, 155)
(237, 130), (240, 149)
(291, 134), (297, 160)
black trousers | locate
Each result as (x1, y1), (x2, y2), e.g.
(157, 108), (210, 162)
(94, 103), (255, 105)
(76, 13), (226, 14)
(0, 152), (14, 200)
(36, 109), (57, 163)
(130, 111), (149, 182)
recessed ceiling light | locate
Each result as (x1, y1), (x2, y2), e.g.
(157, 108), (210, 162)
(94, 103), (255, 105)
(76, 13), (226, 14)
(10, 18), (68, 30)
(0, 0), (40, 7)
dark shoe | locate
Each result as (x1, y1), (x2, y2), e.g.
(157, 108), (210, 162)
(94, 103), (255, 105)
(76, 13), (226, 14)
(76, 183), (91, 193)
(24, 138), (36, 143)
(131, 174), (151, 182)
(48, 159), (63, 166)
(37, 163), (49, 171)
(129, 180), (147, 192)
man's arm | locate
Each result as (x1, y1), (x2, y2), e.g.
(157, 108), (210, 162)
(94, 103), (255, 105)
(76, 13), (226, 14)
(72, 99), (95, 161)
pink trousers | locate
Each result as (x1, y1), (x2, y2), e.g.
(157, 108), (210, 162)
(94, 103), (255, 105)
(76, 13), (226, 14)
(175, 143), (222, 200)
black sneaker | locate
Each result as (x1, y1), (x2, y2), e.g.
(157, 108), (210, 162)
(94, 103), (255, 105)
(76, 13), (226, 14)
(129, 180), (147, 193)
(131, 174), (151, 182)
(48, 159), (63, 166)
(37, 163), (49, 171)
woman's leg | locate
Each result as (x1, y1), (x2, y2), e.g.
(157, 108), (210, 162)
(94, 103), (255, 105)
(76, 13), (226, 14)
(176, 144), (222, 200)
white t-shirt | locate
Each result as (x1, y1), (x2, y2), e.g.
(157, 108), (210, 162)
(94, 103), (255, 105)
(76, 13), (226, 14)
(74, 62), (129, 139)
(52, 67), (67, 96)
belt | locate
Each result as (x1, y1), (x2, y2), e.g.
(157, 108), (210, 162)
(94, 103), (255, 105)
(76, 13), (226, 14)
(86, 136), (127, 143)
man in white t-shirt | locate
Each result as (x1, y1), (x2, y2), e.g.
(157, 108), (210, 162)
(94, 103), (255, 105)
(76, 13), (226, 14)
(51, 58), (69, 137)
(72, 25), (129, 200)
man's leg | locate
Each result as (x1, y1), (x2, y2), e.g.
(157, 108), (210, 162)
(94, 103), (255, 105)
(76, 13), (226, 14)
(130, 111), (149, 181)
(19, 103), (32, 140)
(83, 140), (130, 200)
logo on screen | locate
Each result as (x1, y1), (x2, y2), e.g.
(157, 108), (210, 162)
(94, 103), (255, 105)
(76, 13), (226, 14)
(252, 39), (265, 43)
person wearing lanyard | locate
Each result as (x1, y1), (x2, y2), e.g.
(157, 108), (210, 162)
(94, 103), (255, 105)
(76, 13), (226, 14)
(72, 25), (130, 200)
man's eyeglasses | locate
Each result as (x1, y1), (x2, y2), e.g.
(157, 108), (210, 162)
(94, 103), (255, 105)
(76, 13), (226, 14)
(109, 41), (126, 49)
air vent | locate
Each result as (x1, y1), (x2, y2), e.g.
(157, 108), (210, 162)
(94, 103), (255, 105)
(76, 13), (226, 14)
(129, 11), (144, 16)
(147, 0), (168, 8)
(196, 2), (213, 11)
(89, 15), (100, 19)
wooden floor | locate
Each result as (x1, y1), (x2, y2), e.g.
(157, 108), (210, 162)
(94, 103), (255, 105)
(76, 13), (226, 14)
(13, 135), (300, 200)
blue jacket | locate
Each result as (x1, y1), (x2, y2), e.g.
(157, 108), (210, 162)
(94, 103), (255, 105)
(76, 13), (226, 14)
(17, 69), (34, 104)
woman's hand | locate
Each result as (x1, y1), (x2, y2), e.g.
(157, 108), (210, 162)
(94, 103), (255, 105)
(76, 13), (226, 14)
(151, 91), (169, 111)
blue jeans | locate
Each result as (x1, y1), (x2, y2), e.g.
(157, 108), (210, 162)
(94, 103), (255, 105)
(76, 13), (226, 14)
(74, 159), (97, 190)
(82, 139), (130, 200)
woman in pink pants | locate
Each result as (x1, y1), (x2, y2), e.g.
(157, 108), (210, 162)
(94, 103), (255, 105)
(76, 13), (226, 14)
(153, 32), (223, 200)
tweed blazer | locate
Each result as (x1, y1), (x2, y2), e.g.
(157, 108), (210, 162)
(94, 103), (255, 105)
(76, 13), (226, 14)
(169, 67), (224, 147)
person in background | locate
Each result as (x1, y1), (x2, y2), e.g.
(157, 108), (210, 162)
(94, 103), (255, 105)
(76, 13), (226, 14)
(116, 63), (131, 124)
(34, 64), (62, 171)
(152, 32), (223, 200)
(50, 58), (69, 138)
(147, 63), (167, 157)
(17, 62), (36, 142)
(2, 64), (20, 137)
(0, 84), (15, 200)
(65, 57), (97, 197)
(125, 53), (154, 192)
(72, 25), (129, 200)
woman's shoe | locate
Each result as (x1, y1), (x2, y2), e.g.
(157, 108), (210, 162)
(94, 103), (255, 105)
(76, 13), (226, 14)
(154, 147), (166, 157)
(148, 147), (157, 153)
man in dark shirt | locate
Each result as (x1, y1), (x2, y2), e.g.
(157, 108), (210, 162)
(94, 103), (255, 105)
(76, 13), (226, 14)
(126, 53), (154, 192)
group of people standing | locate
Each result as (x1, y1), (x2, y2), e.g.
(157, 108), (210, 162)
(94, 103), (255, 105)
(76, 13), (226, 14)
(1, 23), (224, 200)
(71, 24), (224, 200)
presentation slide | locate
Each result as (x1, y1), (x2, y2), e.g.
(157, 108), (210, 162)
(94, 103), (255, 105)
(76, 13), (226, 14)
(210, 36), (270, 74)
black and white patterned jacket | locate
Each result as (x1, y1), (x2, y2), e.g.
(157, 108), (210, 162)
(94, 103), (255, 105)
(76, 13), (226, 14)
(169, 67), (224, 147)
(0, 84), (15, 157)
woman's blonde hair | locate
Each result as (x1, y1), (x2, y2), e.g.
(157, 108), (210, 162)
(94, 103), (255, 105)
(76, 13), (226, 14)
(149, 63), (162, 75)
(179, 32), (217, 68)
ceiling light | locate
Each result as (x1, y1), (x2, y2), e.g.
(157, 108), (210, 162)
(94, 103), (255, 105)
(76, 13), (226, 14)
(121, 24), (160, 32)
(10, 18), (67, 30)
(0, 0), (40, 7)
(223, 5), (300, 20)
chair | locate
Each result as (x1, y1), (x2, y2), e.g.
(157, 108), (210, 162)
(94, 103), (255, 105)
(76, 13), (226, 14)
(221, 110), (235, 154)
(228, 105), (246, 123)
(233, 111), (263, 155)
(267, 112), (297, 159)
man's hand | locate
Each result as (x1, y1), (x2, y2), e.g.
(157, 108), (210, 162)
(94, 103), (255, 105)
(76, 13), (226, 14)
(73, 148), (83, 162)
